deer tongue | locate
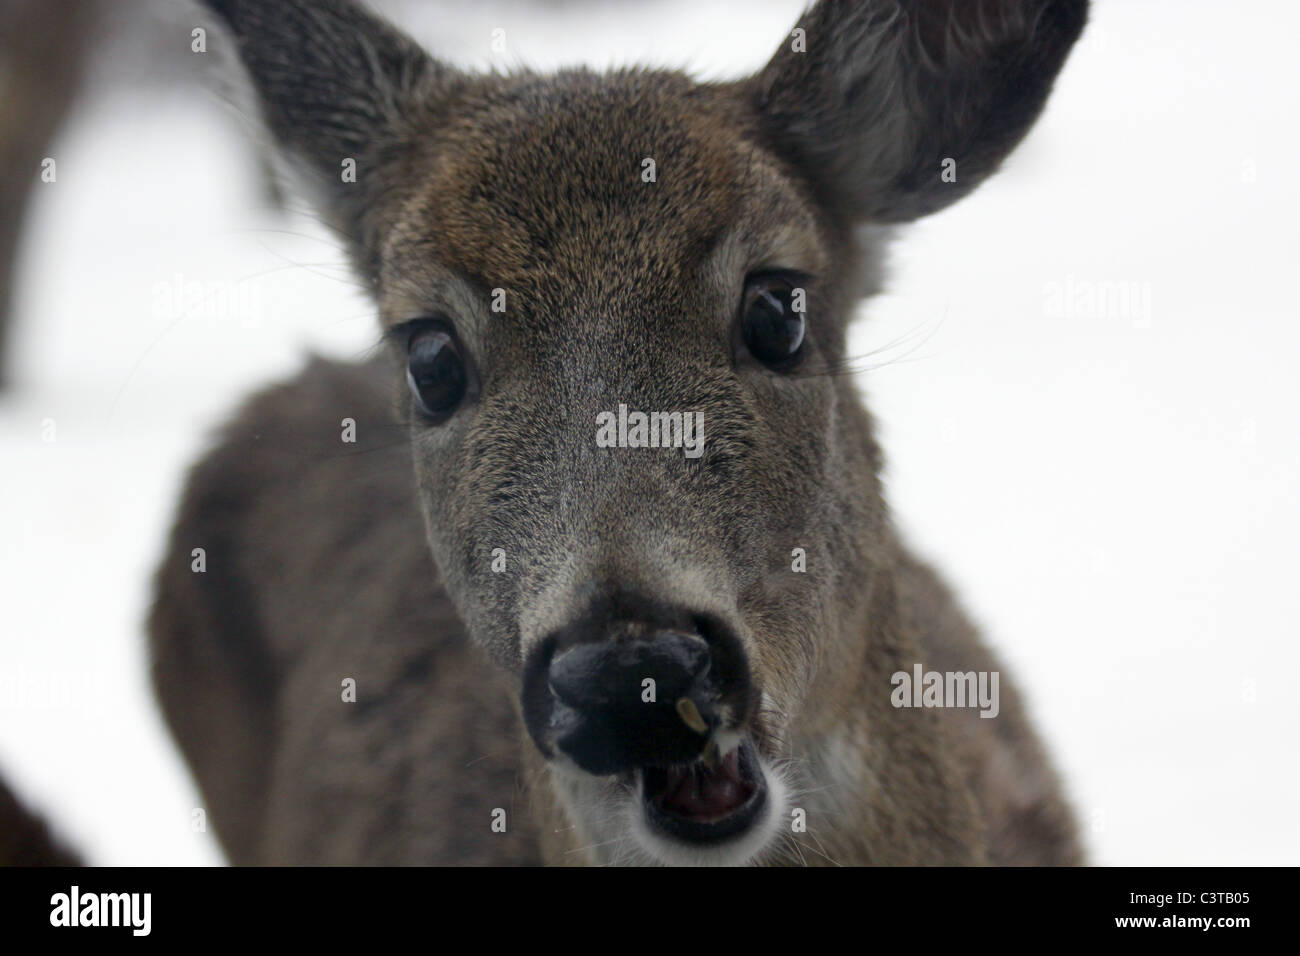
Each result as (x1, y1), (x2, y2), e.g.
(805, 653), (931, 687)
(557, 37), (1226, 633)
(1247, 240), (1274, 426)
(659, 748), (752, 821)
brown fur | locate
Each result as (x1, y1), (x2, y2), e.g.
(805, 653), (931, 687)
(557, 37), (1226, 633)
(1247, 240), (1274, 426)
(154, 354), (1080, 865)
(0, 774), (81, 866)
(151, 0), (1089, 865)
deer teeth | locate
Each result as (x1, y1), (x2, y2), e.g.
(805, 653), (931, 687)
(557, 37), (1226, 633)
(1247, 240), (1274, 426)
(675, 697), (709, 735)
(701, 739), (721, 770)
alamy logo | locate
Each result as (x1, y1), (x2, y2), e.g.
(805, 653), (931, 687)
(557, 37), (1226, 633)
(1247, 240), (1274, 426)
(890, 664), (1000, 719)
(595, 404), (704, 458)
(50, 885), (151, 936)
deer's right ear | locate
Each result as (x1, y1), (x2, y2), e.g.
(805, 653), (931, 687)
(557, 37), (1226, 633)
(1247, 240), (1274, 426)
(752, 0), (1088, 224)
(198, 0), (458, 279)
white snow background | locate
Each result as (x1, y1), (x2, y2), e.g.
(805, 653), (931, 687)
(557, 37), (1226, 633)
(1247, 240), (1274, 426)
(0, 0), (1296, 865)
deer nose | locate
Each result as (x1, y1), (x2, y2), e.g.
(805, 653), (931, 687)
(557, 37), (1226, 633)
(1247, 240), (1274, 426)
(522, 613), (750, 776)
(548, 631), (714, 775)
(549, 631), (709, 710)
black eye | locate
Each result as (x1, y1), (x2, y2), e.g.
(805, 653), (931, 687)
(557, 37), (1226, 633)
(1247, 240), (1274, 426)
(406, 324), (469, 421)
(739, 274), (806, 369)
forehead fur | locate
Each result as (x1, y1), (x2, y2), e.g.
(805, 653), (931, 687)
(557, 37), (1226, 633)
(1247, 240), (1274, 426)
(383, 68), (827, 314)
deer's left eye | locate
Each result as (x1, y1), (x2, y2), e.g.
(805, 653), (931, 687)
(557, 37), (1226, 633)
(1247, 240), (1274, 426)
(737, 273), (807, 370)
(406, 323), (471, 422)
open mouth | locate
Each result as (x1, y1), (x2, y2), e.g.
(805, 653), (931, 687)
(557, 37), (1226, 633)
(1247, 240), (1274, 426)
(640, 737), (767, 843)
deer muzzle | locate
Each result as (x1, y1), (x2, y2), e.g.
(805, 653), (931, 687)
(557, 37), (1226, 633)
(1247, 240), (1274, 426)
(520, 599), (755, 776)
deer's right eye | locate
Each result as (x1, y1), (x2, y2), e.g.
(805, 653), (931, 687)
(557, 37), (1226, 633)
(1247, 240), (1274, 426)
(737, 272), (808, 371)
(406, 324), (470, 422)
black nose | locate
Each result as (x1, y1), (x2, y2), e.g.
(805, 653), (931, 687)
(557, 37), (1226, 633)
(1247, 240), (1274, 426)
(549, 631), (710, 714)
(521, 598), (751, 776)
(547, 631), (713, 773)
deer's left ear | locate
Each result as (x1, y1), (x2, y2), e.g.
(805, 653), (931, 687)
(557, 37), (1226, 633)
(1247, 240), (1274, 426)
(200, 0), (461, 280)
(751, 0), (1088, 224)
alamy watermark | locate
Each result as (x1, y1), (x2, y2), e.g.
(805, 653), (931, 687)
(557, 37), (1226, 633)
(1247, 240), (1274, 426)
(152, 272), (263, 327)
(1043, 274), (1152, 328)
(891, 664), (1000, 719)
(595, 404), (704, 458)
(50, 886), (151, 936)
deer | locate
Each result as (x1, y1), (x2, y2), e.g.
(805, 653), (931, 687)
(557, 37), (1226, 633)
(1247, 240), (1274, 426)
(148, 0), (1089, 866)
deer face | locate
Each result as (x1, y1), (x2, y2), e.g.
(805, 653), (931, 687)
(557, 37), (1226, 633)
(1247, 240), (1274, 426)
(204, 0), (1086, 865)
(381, 71), (871, 864)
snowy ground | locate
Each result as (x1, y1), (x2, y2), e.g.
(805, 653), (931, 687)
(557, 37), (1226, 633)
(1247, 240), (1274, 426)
(1, 0), (1296, 865)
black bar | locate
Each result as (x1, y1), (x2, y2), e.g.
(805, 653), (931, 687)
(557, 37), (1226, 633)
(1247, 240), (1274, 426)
(0, 866), (1281, 942)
